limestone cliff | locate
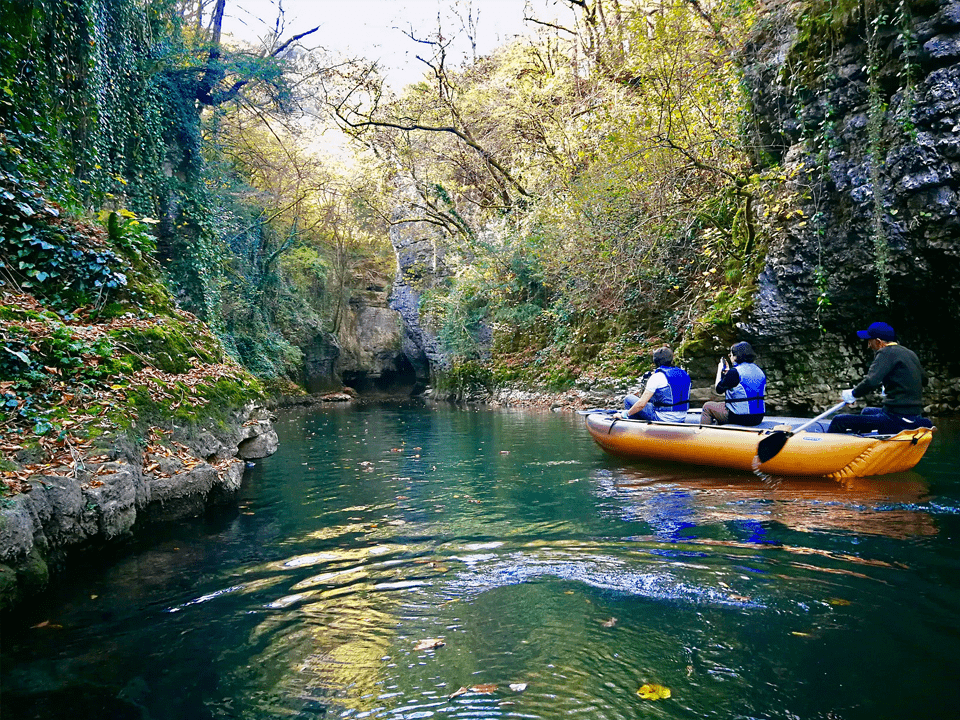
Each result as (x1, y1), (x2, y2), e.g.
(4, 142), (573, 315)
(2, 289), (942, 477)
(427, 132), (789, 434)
(387, 203), (451, 383)
(741, 0), (960, 412)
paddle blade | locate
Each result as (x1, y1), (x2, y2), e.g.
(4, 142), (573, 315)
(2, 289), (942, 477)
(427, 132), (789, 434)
(756, 431), (790, 464)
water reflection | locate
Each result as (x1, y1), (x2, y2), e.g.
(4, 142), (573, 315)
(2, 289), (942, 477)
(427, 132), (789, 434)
(603, 463), (937, 538)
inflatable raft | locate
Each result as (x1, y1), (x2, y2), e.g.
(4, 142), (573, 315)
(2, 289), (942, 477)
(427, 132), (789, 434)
(583, 411), (935, 479)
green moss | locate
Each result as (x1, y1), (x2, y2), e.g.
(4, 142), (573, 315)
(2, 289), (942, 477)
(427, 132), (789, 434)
(261, 376), (306, 398)
(0, 563), (19, 609)
(17, 546), (49, 595)
(0, 305), (60, 323)
(788, 0), (864, 85)
(111, 320), (225, 374)
(0, 458), (20, 473)
(124, 374), (263, 432)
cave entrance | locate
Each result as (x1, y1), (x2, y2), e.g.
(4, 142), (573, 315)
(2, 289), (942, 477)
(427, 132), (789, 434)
(342, 354), (419, 397)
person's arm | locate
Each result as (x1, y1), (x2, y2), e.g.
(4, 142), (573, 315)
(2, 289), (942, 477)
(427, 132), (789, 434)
(622, 386), (656, 417)
(618, 374), (663, 418)
(715, 367), (740, 394)
(853, 349), (893, 397)
(714, 359), (726, 389)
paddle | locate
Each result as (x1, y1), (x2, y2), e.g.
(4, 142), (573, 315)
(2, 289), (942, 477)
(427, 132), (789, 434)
(756, 400), (848, 464)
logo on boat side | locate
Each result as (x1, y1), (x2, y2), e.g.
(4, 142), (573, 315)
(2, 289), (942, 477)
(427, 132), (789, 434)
(801, 437), (823, 441)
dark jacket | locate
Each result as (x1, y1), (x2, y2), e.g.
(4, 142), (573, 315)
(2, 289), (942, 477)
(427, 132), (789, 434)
(852, 343), (927, 416)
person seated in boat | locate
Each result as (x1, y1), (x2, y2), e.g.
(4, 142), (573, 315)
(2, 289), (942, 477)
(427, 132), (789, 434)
(827, 322), (933, 434)
(699, 341), (766, 427)
(615, 346), (691, 422)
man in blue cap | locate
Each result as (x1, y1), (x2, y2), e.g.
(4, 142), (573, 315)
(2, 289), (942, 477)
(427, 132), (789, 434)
(827, 322), (932, 434)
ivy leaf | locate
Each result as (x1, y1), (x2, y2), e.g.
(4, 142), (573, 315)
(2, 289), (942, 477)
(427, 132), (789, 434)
(15, 202), (34, 216)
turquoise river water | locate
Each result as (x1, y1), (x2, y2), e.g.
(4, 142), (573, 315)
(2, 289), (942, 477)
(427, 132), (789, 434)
(2, 404), (960, 719)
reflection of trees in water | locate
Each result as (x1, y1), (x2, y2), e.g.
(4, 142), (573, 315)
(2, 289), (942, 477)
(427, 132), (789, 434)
(228, 589), (397, 716)
(610, 466), (936, 539)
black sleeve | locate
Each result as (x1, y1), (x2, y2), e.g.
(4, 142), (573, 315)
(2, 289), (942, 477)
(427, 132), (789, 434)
(715, 367), (740, 394)
(853, 351), (892, 397)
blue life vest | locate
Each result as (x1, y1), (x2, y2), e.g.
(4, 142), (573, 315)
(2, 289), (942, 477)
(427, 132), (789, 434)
(651, 366), (691, 412)
(725, 362), (766, 415)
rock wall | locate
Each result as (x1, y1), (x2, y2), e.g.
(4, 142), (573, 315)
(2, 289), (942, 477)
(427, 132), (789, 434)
(740, 0), (960, 413)
(0, 403), (278, 609)
(387, 203), (451, 381)
(337, 286), (414, 392)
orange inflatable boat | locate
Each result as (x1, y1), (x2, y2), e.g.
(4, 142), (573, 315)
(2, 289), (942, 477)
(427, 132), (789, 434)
(583, 412), (935, 479)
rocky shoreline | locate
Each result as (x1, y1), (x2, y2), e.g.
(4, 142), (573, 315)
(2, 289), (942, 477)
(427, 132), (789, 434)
(0, 402), (278, 610)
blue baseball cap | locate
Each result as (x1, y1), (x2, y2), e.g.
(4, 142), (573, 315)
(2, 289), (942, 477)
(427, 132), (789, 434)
(856, 322), (896, 341)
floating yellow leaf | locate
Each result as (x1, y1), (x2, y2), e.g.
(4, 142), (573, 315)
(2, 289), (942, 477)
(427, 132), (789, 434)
(637, 683), (671, 700)
(827, 598), (851, 606)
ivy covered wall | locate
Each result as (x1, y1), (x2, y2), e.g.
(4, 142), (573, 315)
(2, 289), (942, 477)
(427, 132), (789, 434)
(0, 0), (219, 315)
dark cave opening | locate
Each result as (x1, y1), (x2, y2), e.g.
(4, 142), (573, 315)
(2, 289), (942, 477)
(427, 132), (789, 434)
(342, 354), (420, 396)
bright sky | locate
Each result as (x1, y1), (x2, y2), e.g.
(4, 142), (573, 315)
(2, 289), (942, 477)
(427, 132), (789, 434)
(222, 0), (565, 89)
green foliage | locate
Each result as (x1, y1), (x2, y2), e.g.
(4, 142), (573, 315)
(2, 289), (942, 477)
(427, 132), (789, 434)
(434, 360), (493, 397)
(365, 0), (768, 382)
(0, 313), (125, 436)
(789, 0), (864, 84)
(0, 168), (130, 308)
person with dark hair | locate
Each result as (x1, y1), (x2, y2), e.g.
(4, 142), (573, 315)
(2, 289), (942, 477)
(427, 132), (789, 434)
(827, 322), (932, 434)
(700, 341), (766, 426)
(616, 345), (691, 423)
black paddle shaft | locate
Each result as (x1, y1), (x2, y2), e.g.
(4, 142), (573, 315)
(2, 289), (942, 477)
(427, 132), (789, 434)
(755, 400), (848, 464)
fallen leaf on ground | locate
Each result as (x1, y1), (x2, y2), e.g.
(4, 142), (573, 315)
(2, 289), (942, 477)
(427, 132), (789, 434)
(637, 683), (671, 700)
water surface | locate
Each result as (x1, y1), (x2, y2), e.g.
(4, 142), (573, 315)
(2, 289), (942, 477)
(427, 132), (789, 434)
(3, 405), (960, 719)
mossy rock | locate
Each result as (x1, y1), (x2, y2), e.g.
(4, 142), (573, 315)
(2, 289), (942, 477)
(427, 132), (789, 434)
(0, 562), (19, 609)
(16, 546), (49, 596)
(125, 375), (263, 431)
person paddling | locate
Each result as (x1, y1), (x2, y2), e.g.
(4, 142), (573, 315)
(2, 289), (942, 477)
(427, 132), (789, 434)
(615, 346), (691, 423)
(827, 322), (933, 434)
